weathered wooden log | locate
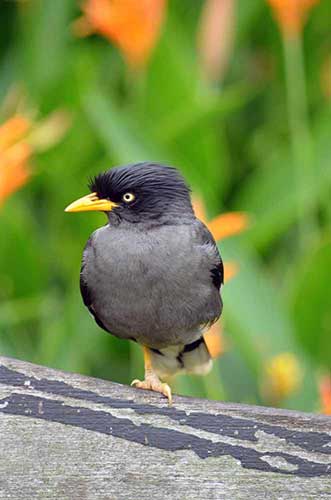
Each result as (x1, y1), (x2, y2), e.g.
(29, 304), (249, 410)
(0, 356), (330, 499)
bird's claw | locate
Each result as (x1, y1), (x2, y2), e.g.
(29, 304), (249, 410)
(131, 378), (172, 406)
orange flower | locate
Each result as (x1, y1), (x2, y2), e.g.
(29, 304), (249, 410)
(0, 115), (30, 153)
(0, 110), (70, 206)
(193, 195), (249, 358)
(319, 375), (331, 415)
(0, 116), (32, 206)
(208, 211), (249, 243)
(268, 0), (319, 38)
(75, 0), (166, 67)
(0, 144), (31, 204)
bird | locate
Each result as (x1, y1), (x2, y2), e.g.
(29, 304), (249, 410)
(65, 162), (223, 405)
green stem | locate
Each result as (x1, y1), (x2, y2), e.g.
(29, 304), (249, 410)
(129, 341), (143, 382)
(283, 35), (316, 246)
(202, 362), (226, 401)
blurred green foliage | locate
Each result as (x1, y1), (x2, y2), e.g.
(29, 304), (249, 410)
(0, 0), (330, 412)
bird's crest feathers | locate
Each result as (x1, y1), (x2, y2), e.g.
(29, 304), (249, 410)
(89, 162), (191, 201)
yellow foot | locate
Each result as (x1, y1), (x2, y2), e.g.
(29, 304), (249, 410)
(131, 377), (172, 406)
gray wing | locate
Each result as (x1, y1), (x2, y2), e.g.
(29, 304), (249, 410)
(80, 237), (110, 333)
(193, 218), (224, 292)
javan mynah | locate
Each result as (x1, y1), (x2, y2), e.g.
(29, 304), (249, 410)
(65, 163), (223, 404)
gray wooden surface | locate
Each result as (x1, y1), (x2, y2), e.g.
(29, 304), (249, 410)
(0, 355), (331, 499)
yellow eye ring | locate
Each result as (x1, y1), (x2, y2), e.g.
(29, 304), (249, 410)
(122, 192), (135, 203)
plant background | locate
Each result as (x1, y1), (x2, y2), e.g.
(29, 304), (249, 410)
(1, 0), (330, 412)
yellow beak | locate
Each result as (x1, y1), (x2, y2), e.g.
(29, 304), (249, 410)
(65, 192), (118, 213)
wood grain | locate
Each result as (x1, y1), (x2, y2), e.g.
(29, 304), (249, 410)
(0, 355), (331, 499)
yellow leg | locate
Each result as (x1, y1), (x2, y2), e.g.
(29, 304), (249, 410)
(131, 346), (172, 405)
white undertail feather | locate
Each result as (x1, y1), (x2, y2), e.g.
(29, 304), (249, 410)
(150, 337), (212, 379)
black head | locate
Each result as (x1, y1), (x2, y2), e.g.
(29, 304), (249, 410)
(89, 162), (194, 224)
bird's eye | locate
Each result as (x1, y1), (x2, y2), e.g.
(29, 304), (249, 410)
(122, 192), (135, 203)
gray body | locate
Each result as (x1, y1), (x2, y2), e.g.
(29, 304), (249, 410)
(81, 219), (222, 350)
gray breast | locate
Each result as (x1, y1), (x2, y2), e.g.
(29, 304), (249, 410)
(81, 222), (222, 349)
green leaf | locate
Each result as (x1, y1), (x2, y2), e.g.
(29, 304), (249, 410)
(220, 238), (317, 410)
(84, 91), (169, 164)
(290, 238), (331, 369)
(19, 0), (75, 94)
(234, 134), (331, 249)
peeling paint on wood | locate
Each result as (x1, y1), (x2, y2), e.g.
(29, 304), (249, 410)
(0, 355), (331, 499)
